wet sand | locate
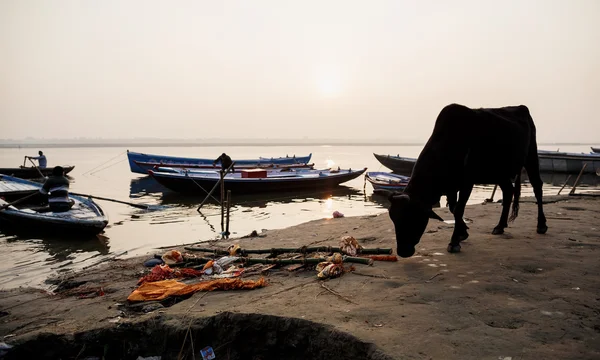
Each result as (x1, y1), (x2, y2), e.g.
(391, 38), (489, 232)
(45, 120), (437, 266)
(1, 194), (599, 359)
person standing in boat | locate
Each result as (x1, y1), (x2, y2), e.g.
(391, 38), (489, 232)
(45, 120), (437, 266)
(40, 166), (74, 212)
(212, 153), (235, 173)
(26, 151), (47, 168)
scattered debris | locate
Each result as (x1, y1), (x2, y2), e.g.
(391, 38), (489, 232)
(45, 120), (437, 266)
(161, 250), (183, 265)
(339, 235), (362, 256)
(200, 346), (216, 360)
(332, 210), (345, 218)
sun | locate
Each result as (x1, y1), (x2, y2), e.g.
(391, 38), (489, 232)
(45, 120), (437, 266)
(316, 69), (342, 98)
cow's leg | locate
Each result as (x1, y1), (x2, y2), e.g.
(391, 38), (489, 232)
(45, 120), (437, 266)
(525, 167), (548, 234)
(448, 183), (473, 253)
(446, 192), (457, 214)
(492, 179), (514, 235)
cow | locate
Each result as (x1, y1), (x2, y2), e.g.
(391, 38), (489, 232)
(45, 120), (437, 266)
(388, 104), (548, 258)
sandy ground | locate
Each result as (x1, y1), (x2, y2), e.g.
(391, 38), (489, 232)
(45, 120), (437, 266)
(1, 194), (599, 359)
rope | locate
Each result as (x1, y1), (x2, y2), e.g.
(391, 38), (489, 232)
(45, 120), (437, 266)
(89, 158), (127, 175)
(187, 174), (222, 205)
(82, 151), (127, 176)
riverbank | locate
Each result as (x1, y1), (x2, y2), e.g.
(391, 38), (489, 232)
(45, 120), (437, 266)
(1, 194), (599, 359)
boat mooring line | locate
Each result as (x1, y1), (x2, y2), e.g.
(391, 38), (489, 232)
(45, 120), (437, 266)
(82, 151), (127, 176)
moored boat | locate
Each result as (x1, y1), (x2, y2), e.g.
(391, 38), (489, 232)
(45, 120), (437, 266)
(133, 161), (314, 172)
(537, 150), (600, 174)
(373, 153), (416, 175)
(0, 175), (108, 235)
(365, 172), (410, 195)
(127, 150), (312, 175)
(148, 167), (367, 194)
(0, 165), (75, 179)
(591, 147), (600, 154)
(0, 174), (40, 201)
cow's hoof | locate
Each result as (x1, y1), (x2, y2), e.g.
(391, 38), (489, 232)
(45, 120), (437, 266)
(537, 225), (548, 234)
(492, 227), (504, 235)
(453, 232), (469, 242)
(447, 243), (461, 253)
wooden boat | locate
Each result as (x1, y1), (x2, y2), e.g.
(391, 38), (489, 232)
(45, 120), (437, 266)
(538, 150), (600, 174)
(127, 150), (312, 174)
(0, 175), (108, 235)
(133, 160), (315, 172)
(373, 153), (416, 175)
(0, 174), (40, 201)
(591, 147), (600, 154)
(148, 167), (367, 194)
(0, 165), (74, 179)
(365, 172), (410, 195)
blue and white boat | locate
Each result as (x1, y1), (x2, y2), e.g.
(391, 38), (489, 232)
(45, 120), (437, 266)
(537, 150), (600, 174)
(127, 150), (313, 175)
(0, 175), (108, 235)
(365, 172), (410, 194)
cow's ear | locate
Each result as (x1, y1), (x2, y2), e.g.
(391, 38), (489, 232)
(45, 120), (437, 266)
(429, 209), (444, 222)
(389, 193), (410, 204)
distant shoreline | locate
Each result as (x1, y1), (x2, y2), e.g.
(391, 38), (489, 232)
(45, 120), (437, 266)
(0, 141), (596, 149)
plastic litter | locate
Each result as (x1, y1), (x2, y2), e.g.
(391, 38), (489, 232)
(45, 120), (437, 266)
(200, 346), (216, 360)
(161, 250), (183, 265)
(143, 257), (164, 268)
(332, 210), (344, 218)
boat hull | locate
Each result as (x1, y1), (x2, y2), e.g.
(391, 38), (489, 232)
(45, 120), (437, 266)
(148, 168), (367, 194)
(373, 154), (416, 175)
(0, 175), (108, 236)
(537, 151), (600, 174)
(127, 151), (312, 174)
(365, 172), (410, 195)
(0, 211), (108, 236)
(0, 166), (75, 179)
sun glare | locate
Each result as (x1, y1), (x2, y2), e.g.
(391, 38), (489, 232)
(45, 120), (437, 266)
(316, 68), (342, 98)
(325, 159), (336, 168)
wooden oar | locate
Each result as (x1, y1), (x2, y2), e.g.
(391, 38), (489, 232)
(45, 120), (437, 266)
(0, 192), (39, 211)
(28, 158), (47, 179)
(69, 192), (164, 210)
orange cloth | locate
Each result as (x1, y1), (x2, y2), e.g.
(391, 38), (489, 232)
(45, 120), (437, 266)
(127, 277), (268, 302)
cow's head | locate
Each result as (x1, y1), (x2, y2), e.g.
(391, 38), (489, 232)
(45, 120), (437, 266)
(388, 193), (444, 258)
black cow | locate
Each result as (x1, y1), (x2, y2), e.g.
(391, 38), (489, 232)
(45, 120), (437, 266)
(388, 104), (548, 257)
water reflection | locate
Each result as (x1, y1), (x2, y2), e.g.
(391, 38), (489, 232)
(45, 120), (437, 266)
(130, 176), (365, 209)
(1, 232), (111, 259)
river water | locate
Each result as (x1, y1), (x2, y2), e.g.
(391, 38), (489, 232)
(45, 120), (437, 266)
(0, 144), (598, 290)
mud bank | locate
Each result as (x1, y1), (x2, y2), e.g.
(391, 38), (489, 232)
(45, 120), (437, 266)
(1, 195), (599, 359)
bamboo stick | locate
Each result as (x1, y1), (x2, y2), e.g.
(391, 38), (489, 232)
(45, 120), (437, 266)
(180, 256), (373, 266)
(183, 246), (393, 256)
(225, 190), (231, 237)
(556, 175), (572, 195)
(569, 163), (588, 195)
(220, 170), (225, 233)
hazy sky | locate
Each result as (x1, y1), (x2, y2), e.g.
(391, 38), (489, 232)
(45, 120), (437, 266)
(1, 0), (598, 142)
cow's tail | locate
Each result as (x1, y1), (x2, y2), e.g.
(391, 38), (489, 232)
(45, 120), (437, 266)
(509, 171), (521, 222)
